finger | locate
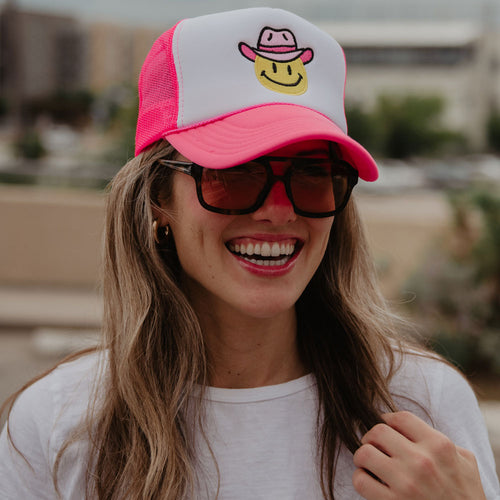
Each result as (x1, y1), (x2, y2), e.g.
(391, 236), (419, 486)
(354, 443), (393, 484)
(381, 411), (438, 444)
(383, 411), (462, 468)
(456, 445), (476, 462)
(456, 447), (488, 499)
(352, 467), (391, 500)
(361, 422), (413, 458)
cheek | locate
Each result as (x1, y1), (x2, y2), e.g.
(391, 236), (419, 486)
(309, 218), (334, 254)
(167, 178), (203, 252)
(168, 175), (204, 231)
(168, 180), (234, 260)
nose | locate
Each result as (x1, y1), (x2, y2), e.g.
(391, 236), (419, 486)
(251, 179), (297, 224)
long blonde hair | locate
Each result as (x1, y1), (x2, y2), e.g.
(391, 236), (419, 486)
(4, 139), (416, 499)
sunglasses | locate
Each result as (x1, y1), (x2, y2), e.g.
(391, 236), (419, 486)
(158, 155), (358, 218)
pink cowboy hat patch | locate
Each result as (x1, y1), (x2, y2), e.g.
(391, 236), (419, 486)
(239, 27), (314, 63)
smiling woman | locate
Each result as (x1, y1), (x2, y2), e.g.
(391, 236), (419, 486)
(1, 7), (499, 500)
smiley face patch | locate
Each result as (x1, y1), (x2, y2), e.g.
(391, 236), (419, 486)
(239, 27), (314, 95)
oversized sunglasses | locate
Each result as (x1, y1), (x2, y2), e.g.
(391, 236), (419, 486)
(158, 155), (358, 218)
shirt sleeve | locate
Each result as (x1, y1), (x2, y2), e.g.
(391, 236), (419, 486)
(393, 355), (500, 500)
(431, 362), (500, 500)
(0, 376), (59, 499)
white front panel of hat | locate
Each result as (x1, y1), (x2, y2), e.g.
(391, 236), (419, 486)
(173, 8), (347, 133)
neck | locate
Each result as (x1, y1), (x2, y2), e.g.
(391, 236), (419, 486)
(191, 296), (306, 389)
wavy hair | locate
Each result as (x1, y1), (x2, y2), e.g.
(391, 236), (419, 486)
(3, 139), (419, 499)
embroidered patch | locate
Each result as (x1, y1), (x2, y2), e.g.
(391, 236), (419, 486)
(239, 26), (314, 95)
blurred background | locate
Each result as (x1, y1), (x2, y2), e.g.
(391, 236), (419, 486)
(0, 0), (499, 471)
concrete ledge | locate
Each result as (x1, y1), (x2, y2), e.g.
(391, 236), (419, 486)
(0, 184), (104, 287)
(31, 327), (100, 356)
(0, 286), (102, 329)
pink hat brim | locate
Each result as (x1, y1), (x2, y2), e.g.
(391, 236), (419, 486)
(165, 104), (378, 182)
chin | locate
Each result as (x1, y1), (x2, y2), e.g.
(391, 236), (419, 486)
(236, 294), (299, 320)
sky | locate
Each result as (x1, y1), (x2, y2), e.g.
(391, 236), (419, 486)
(3, 0), (499, 28)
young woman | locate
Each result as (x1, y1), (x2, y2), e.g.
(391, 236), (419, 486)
(1, 7), (499, 500)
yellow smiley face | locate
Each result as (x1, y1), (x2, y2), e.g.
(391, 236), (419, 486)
(254, 55), (308, 95)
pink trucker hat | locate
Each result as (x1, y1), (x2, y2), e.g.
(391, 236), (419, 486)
(135, 7), (378, 181)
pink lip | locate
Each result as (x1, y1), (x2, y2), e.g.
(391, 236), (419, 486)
(234, 250), (300, 277)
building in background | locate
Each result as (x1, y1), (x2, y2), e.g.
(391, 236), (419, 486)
(86, 23), (159, 93)
(0, 2), (163, 131)
(320, 21), (500, 150)
(0, 1), (85, 122)
(1, 2), (499, 150)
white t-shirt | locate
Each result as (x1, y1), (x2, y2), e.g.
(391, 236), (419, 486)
(1, 351), (499, 499)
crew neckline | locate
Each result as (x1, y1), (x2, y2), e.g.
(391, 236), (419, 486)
(202, 373), (316, 403)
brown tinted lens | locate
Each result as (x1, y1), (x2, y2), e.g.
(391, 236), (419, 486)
(289, 160), (339, 213)
(332, 172), (349, 210)
(200, 162), (268, 210)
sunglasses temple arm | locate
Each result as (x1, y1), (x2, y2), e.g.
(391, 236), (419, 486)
(158, 160), (195, 175)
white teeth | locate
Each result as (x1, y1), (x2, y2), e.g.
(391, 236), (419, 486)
(229, 240), (296, 259)
(247, 257), (289, 266)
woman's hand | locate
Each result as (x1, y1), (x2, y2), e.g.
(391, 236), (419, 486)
(352, 411), (487, 500)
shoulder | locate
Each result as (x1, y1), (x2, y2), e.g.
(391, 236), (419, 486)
(0, 350), (105, 498)
(14, 349), (103, 409)
(389, 349), (476, 419)
(389, 348), (500, 499)
(388, 349), (490, 459)
(6, 350), (105, 451)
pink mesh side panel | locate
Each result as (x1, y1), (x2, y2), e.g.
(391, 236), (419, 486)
(135, 21), (182, 155)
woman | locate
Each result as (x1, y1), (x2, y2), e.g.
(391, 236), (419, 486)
(1, 7), (499, 500)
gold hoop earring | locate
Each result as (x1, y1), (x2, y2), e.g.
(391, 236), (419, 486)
(153, 220), (170, 244)
(153, 219), (160, 244)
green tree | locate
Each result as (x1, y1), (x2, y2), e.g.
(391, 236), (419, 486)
(102, 91), (139, 167)
(0, 97), (7, 119)
(345, 104), (380, 154)
(487, 110), (500, 153)
(405, 188), (500, 374)
(471, 191), (500, 322)
(13, 129), (46, 160)
(25, 90), (94, 127)
(375, 95), (462, 158)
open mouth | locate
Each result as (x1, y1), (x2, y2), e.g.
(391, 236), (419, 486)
(226, 239), (300, 267)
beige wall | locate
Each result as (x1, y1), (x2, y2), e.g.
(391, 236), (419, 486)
(0, 184), (451, 297)
(0, 185), (105, 287)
